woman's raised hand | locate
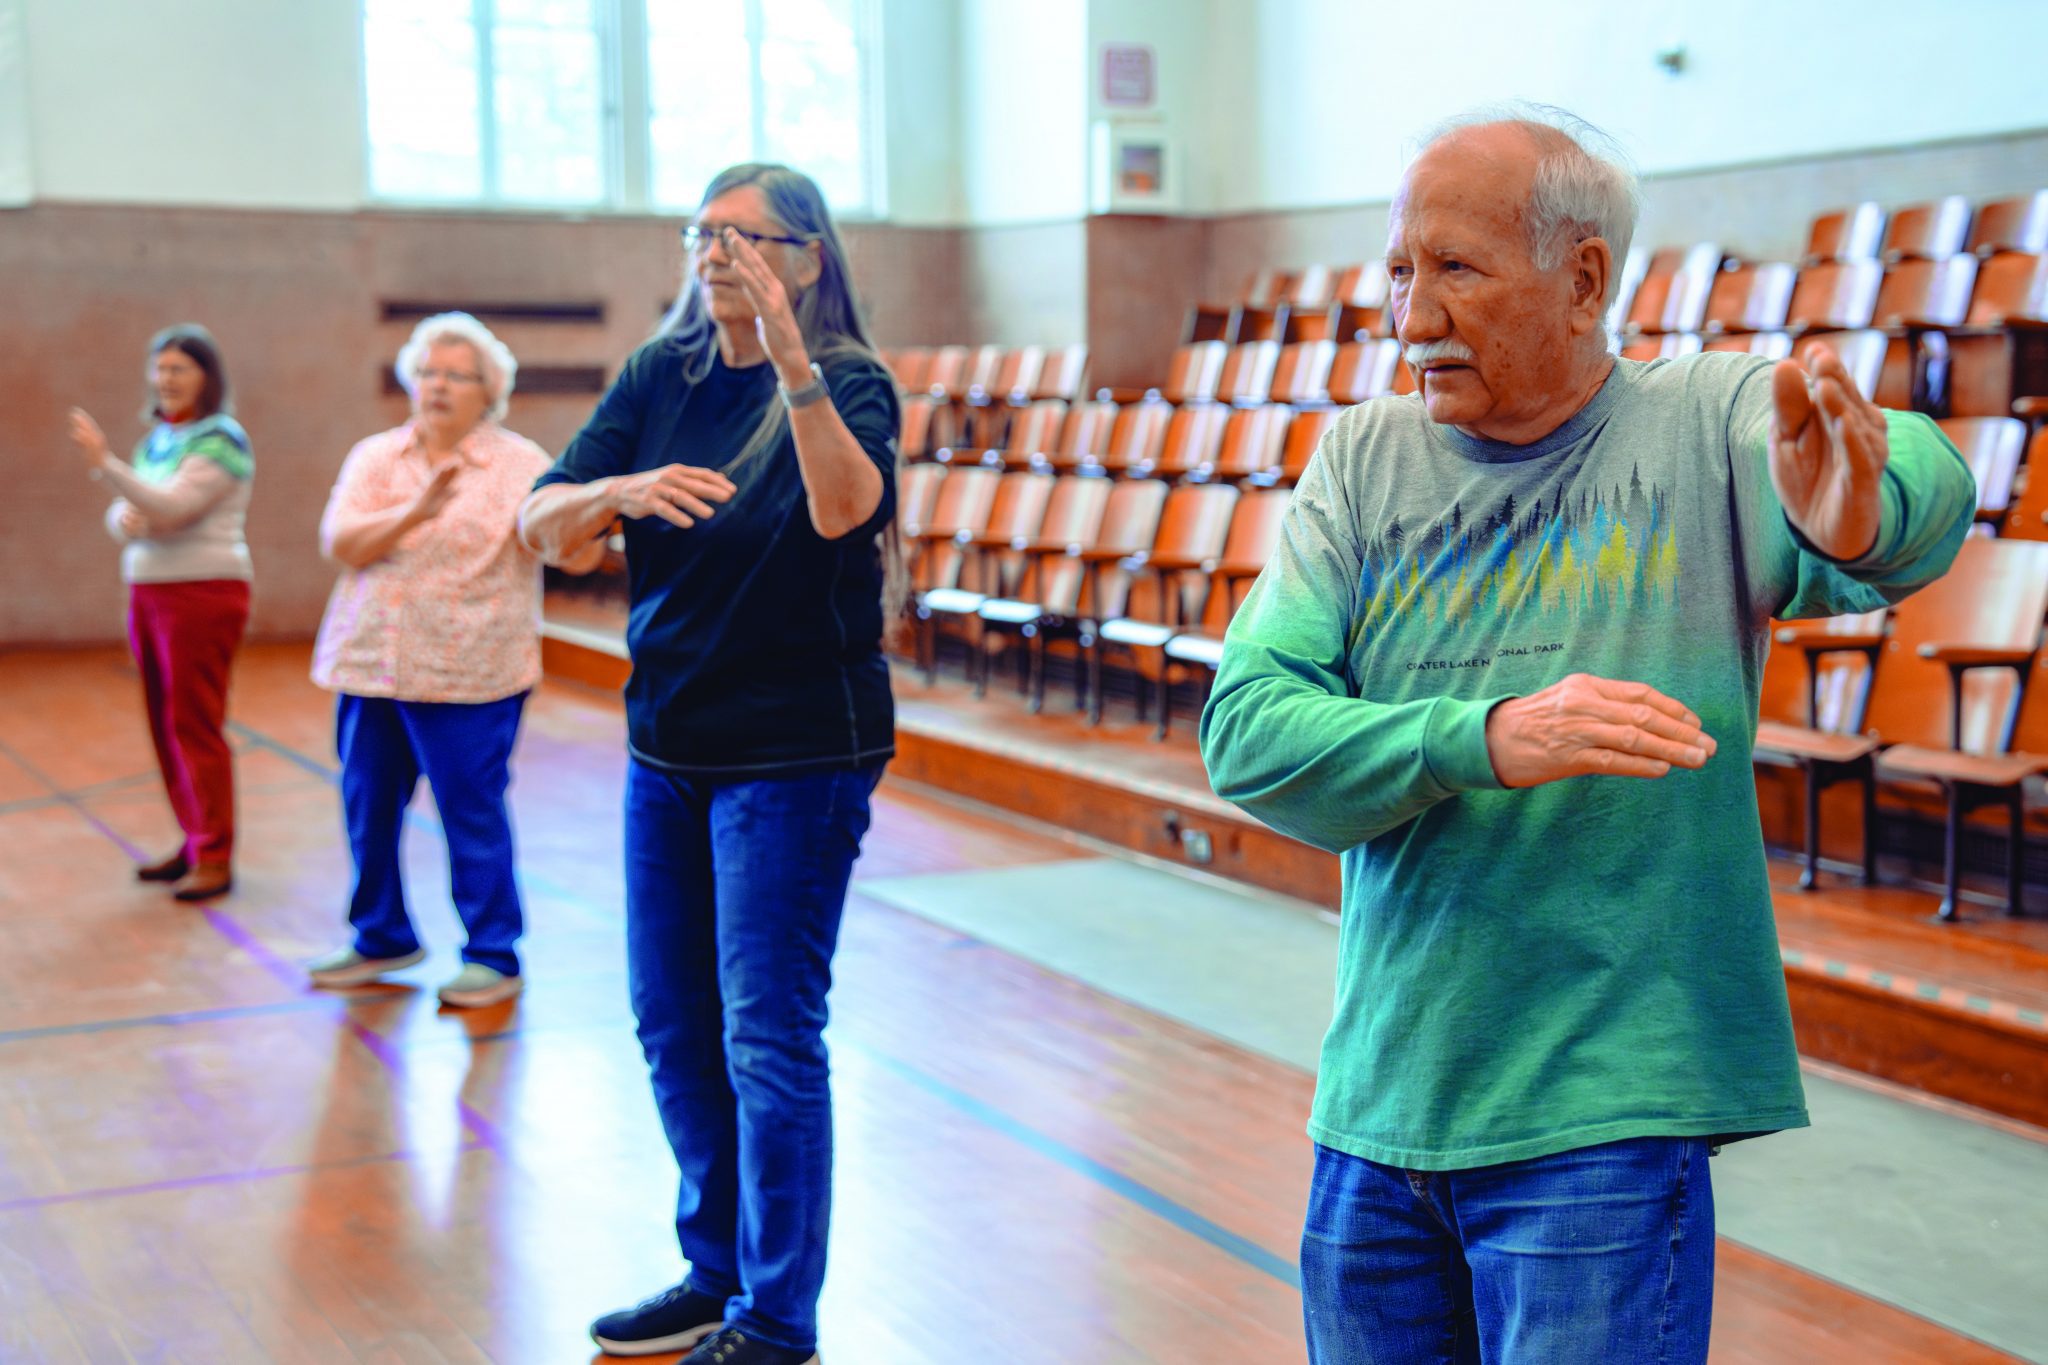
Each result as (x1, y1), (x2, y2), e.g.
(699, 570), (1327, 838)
(608, 464), (737, 529)
(724, 229), (810, 383)
(67, 408), (111, 474)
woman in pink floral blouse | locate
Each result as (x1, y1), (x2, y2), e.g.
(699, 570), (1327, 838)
(307, 312), (602, 1008)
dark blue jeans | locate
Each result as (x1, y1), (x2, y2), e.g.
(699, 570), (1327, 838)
(336, 692), (527, 977)
(1301, 1137), (1715, 1365)
(624, 758), (883, 1355)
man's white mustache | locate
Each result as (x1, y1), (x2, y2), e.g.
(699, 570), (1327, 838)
(1403, 340), (1478, 368)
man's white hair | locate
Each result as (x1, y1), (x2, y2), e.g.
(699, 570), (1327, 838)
(394, 311), (519, 422)
(1414, 103), (1641, 308)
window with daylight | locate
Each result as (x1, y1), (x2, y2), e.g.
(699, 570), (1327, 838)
(363, 0), (875, 215)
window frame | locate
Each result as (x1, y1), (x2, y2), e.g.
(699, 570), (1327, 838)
(357, 0), (882, 219)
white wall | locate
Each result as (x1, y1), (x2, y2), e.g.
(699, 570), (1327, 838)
(878, 0), (962, 224)
(957, 0), (1089, 224)
(22, 0), (364, 210)
(1084, 0), (1220, 212)
(1211, 0), (2048, 214)
(0, 0), (31, 206)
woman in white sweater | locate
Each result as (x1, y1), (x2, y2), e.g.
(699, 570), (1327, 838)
(70, 325), (254, 901)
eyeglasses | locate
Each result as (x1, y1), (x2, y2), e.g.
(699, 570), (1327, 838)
(417, 368), (483, 386)
(681, 223), (812, 252)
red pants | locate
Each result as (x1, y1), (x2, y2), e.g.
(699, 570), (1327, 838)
(128, 580), (249, 866)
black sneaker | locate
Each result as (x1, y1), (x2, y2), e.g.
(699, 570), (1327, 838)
(590, 1282), (726, 1357)
(680, 1328), (819, 1365)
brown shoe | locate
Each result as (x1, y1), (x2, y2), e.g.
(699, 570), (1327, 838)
(172, 863), (233, 901)
(136, 850), (191, 882)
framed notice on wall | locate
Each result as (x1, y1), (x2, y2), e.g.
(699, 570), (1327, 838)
(1091, 120), (1176, 214)
(1100, 44), (1155, 108)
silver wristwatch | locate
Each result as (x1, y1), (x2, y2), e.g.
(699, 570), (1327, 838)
(779, 362), (830, 411)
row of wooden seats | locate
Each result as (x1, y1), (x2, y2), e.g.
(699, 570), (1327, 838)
(1623, 245), (2048, 338)
(881, 344), (1090, 405)
(1154, 338), (1416, 408)
(1799, 191), (2048, 265)
(1184, 263), (1392, 348)
(1756, 532), (2048, 918)
(903, 392), (1344, 486)
(897, 465), (1290, 736)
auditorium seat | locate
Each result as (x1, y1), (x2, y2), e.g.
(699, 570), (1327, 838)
(897, 462), (945, 542)
(1085, 397), (1176, 477)
(885, 347), (932, 393)
(1998, 426), (2048, 540)
(1141, 403), (1233, 481)
(906, 465), (1002, 675)
(987, 346), (1045, 404)
(1700, 262), (1797, 334)
(1206, 405), (1292, 484)
(1794, 330), (1887, 399)
(1154, 488), (1294, 737)
(983, 400), (1069, 472)
(1871, 537), (2048, 917)
(1872, 255), (1980, 329)
(1046, 398), (1119, 475)
(1217, 340), (1282, 405)
(1753, 610), (1889, 888)
(1966, 252), (2048, 326)
(1945, 252), (2048, 420)
(1968, 191), (2048, 257)
(1162, 341), (1229, 405)
(1624, 244), (1722, 335)
(977, 477), (1169, 712)
(1231, 299), (1289, 345)
(1271, 341), (1337, 405)
(1289, 264), (1335, 311)
(1328, 339), (1400, 404)
(1607, 245), (1649, 338)
(1804, 202), (1887, 264)
(1276, 408), (1340, 484)
(916, 470), (1057, 689)
(1033, 345), (1090, 401)
(1934, 416), (2026, 521)
(1785, 259), (1884, 332)
(1090, 482), (1241, 726)
(925, 345), (971, 400)
(1883, 197), (1973, 263)
(900, 394), (942, 462)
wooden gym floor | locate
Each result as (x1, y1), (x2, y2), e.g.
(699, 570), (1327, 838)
(0, 643), (2028, 1363)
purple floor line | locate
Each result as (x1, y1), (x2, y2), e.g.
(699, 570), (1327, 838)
(0, 1142), (484, 1215)
(0, 737), (514, 1164)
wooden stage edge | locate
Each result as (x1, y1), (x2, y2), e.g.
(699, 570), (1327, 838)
(542, 624), (2048, 1134)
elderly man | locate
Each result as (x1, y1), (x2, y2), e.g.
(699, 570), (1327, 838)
(1200, 108), (1974, 1363)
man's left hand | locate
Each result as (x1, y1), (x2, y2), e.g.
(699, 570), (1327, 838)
(1769, 344), (1888, 560)
(725, 228), (811, 387)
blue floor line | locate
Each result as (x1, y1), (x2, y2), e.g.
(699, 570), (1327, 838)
(851, 1040), (1303, 1288)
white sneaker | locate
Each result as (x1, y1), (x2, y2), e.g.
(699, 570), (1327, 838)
(437, 963), (524, 1009)
(307, 946), (425, 989)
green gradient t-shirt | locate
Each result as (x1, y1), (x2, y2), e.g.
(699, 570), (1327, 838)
(1200, 353), (1975, 1169)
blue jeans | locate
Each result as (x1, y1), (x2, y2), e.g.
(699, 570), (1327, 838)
(624, 759), (883, 1355)
(1301, 1137), (1715, 1365)
(336, 692), (528, 978)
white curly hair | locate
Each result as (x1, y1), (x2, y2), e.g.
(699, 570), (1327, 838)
(394, 311), (518, 421)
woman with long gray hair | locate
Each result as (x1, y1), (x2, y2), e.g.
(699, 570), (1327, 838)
(518, 163), (901, 1365)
